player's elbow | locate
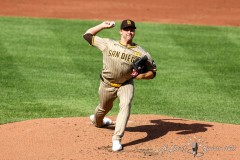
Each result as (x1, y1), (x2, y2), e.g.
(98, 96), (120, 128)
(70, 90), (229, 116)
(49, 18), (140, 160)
(151, 71), (156, 79)
(146, 71), (156, 79)
(142, 71), (156, 80)
(83, 33), (93, 45)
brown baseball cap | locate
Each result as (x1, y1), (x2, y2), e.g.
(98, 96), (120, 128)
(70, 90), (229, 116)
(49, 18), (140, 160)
(120, 19), (136, 29)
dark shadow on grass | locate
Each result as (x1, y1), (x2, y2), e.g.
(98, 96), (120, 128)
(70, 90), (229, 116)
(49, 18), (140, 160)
(107, 119), (213, 147)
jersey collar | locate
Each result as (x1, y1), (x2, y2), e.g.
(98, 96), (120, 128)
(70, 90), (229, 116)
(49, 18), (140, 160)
(119, 41), (137, 48)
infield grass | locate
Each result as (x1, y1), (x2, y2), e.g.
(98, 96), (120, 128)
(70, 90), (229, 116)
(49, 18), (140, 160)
(0, 17), (239, 124)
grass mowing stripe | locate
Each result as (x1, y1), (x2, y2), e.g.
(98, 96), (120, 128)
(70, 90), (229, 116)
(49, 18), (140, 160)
(0, 17), (239, 124)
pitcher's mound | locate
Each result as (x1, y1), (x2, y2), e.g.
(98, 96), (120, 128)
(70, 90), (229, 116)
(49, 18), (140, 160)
(0, 115), (239, 160)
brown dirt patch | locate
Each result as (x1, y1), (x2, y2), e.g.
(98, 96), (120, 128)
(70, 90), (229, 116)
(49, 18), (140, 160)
(0, 0), (239, 160)
(0, 0), (240, 26)
(0, 115), (239, 160)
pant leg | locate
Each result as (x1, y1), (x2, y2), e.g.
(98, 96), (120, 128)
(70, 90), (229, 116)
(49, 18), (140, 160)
(94, 81), (117, 127)
(112, 80), (134, 141)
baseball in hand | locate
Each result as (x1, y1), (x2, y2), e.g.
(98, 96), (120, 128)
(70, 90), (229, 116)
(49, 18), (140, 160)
(109, 21), (115, 27)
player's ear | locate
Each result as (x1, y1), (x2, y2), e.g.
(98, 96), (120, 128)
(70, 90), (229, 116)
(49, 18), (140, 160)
(119, 30), (122, 35)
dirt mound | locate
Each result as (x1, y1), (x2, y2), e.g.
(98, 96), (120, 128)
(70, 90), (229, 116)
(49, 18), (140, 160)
(0, 115), (239, 160)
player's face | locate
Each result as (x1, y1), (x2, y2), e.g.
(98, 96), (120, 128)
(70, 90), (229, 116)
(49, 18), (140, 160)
(120, 28), (135, 42)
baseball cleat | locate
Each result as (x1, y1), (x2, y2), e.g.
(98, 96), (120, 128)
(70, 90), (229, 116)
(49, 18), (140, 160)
(112, 140), (123, 151)
(89, 114), (95, 124)
(89, 114), (113, 126)
(103, 117), (113, 126)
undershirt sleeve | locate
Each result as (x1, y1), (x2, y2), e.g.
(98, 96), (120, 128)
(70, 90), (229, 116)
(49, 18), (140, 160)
(83, 34), (107, 51)
(83, 33), (93, 45)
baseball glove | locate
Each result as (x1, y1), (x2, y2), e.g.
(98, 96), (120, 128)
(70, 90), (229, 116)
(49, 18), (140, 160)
(131, 55), (148, 78)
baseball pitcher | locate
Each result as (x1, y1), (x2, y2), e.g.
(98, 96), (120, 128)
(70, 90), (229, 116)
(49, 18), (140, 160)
(83, 19), (157, 151)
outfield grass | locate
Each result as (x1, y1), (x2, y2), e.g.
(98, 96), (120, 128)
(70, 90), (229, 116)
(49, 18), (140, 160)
(0, 17), (239, 124)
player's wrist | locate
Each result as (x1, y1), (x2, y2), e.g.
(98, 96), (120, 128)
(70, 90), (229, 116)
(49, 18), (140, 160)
(101, 21), (115, 29)
(134, 74), (143, 80)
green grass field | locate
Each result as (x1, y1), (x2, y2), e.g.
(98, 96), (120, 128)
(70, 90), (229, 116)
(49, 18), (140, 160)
(0, 17), (239, 124)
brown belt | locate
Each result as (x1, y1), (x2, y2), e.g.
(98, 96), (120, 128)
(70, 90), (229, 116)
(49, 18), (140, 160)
(100, 74), (122, 88)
